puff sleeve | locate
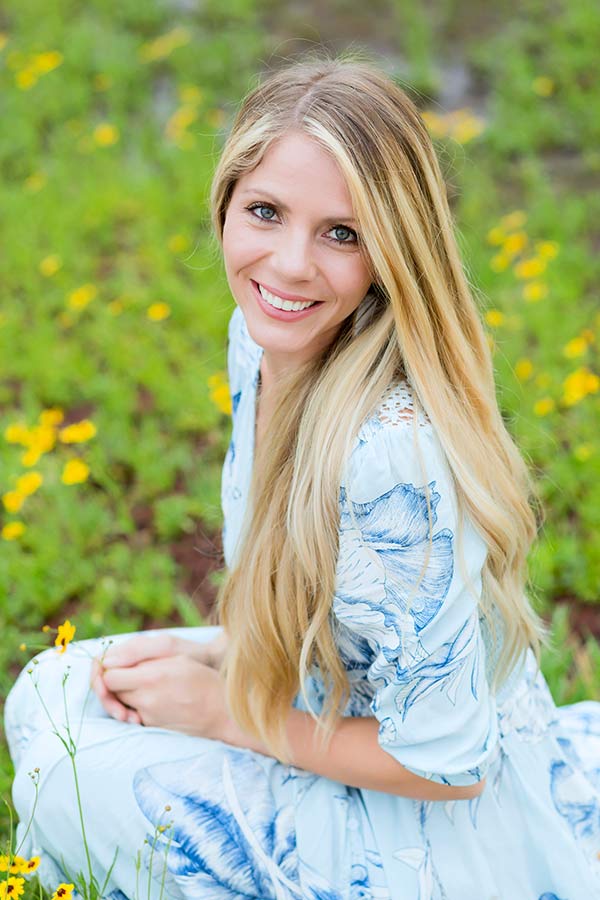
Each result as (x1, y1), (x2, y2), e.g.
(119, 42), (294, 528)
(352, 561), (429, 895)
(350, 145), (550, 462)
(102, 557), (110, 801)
(333, 411), (499, 787)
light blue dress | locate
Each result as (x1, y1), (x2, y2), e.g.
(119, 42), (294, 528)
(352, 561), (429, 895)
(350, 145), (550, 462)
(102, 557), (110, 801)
(5, 304), (600, 899)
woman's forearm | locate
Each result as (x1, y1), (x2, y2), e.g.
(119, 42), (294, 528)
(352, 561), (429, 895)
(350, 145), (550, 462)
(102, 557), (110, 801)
(220, 706), (485, 802)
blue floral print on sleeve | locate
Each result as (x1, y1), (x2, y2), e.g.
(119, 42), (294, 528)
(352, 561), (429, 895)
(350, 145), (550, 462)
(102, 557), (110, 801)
(333, 422), (499, 788)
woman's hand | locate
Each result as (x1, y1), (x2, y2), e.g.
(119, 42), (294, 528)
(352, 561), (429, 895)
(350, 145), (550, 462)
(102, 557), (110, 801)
(90, 632), (228, 728)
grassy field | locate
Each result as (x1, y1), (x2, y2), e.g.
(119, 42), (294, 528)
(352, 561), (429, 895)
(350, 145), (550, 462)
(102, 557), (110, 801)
(1, 0), (599, 885)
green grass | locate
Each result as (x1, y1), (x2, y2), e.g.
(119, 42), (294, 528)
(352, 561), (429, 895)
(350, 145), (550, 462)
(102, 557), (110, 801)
(1, 0), (599, 881)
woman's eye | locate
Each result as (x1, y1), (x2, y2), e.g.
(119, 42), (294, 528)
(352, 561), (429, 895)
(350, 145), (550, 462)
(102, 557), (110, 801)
(328, 225), (357, 244)
(245, 202), (358, 246)
(246, 202), (277, 222)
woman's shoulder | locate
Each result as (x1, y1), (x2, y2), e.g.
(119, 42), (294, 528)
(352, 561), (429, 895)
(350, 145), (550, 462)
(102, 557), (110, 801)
(227, 305), (262, 396)
(344, 377), (441, 494)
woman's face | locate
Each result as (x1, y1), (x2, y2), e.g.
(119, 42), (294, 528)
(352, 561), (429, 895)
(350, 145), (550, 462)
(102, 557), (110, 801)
(222, 130), (373, 380)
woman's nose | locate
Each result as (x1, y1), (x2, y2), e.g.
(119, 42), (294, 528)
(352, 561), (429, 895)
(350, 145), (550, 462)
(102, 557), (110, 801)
(272, 229), (318, 282)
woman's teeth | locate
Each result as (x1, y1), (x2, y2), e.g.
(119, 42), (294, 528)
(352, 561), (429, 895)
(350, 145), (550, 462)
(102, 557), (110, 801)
(258, 283), (316, 311)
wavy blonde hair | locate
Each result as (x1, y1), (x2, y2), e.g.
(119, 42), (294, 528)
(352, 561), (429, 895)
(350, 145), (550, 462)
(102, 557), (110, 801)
(210, 50), (550, 763)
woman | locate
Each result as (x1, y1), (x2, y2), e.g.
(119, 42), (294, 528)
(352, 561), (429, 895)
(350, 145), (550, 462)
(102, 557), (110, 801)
(5, 53), (600, 899)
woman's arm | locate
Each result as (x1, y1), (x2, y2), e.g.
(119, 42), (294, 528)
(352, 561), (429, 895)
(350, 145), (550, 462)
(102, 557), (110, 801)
(220, 706), (486, 802)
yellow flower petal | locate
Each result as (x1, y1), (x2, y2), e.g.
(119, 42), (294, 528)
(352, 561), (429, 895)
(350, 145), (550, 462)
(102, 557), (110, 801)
(58, 419), (97, 443)
(2, 521), (25, 540)
(55, 619), (76, 653)
(532, 76), (554, 97)
(15, 471), (43, 495)
(562, 337), (588, 359)
(485, 309), (504, 328)
(147, 302), (171, 321)
(533, 397), (555, 416)
(514, 257), (547, 279)
(500, 211), (527, 231)
(2, 490), (25, 513)
(39, 254), (62, 276)
(93, 123), (119, 146)
(39, 407), (64, 427)
(61, 458), (90, 485)
(522, 281), (548, 302)
(515, 358), (533, 381)
(67, 283), (97, 310)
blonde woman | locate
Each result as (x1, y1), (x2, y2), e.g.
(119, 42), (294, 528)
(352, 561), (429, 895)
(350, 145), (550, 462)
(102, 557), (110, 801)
(5, 53), (600, 899)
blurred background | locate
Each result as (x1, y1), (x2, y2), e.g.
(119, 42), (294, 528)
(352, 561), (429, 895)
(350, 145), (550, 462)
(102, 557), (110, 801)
(1, 0), (599, 825)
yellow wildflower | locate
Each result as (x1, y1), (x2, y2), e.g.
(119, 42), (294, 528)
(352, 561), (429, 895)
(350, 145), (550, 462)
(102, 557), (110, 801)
(39, 254), (62, 276)
(4, 422), (30, 444)
(24, 172), (46, 192)
(58, 419), (97, 443)
(515, 358), (533, 381)
(178, 84), (203, 106)
(514, 257), (546, 279)
(165, 106), (197, 142)
(0, 855), (8, 872)
(562, 367), (600, 406)
(42, 625), (51, 632)
(19, 643), (27, 651)
(61, 458), (90, 485)
(21, 448), (42, 467)
(563, 337), (588, 359)
(167, 233), (190, 254)
(39, 407), (64, 427)
(533, 397), (555, 416)
(15, 68), (38, 90)
(485, 309), (504, 328)
(51, 886), (75, 900)
(535, 240), (559, 259)
(574, 444), (593, 462)
(490, 253), (510, 273)
(8, 858), (26, 875)
(2, 521), (25, 540)
(523, 282), (548, 302)
(532, 76), (554, 97)
(139, 26), (191, 62)
(16, 471), (43, 495)
(500, 211), (527, 231)
(21, 856), (40, 874)
(211, 384), (232, 416)
(93, 123), (119, 146)
(67, 283), (97, 310)
(502, 231), (528, 256)
(33, 51), (63, 73)
(0, 876), (25, 899)
(421, 110), (445, 138)
(451, 111), (485, 144)
(2, 491), (25, 513)
(486, 227), (506, 246)
(55, 619), (76, 654)
(147, 302), (171, 321)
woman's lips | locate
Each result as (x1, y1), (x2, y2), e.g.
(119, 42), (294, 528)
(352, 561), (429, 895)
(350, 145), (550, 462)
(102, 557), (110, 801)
(251, 279), (323, 321)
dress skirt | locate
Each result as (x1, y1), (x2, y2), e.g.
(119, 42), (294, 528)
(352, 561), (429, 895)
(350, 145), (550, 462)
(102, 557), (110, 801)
(4, 626), (390, 900)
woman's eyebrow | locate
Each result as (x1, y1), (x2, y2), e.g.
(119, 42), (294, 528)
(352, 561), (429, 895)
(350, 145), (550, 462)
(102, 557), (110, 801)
(239, 187), (357, 225)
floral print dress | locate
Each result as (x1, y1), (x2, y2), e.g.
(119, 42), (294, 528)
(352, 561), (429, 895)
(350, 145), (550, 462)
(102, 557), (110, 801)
(5, 303), (600, 900)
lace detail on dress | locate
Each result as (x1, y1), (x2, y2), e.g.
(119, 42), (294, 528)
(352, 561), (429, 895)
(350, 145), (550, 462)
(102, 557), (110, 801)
(376, 379), (430, 428)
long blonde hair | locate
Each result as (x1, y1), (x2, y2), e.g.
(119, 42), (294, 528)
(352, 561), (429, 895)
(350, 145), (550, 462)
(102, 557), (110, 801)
(210, 50), (549, 763)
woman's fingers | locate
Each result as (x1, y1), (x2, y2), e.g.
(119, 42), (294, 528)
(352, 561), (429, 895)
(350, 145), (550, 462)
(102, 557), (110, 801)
(102, 633), (179, 669)
(90, 657), (138, 722)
